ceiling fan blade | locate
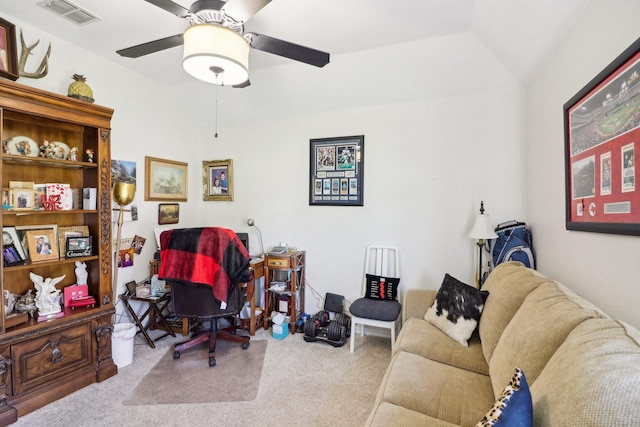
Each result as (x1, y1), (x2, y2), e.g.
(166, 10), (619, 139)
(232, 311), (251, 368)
(145, 0), (191, 18)
(246, 33), (330, 68)
(232, 79), (251, 88)
(117, 34), (184, 58)
(222, 0), (272, 23)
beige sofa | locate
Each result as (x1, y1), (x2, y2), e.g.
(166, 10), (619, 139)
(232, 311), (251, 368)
(366, 261), (640, 426)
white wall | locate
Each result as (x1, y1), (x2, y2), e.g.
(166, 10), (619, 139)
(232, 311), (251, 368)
(528, 0), (640, 328)
(5, 15), (528, 317)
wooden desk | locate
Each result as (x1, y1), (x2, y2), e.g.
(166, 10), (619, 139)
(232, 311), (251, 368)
(244, 258), (265, 336)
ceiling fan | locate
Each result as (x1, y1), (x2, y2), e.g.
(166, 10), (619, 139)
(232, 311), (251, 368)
(116, 0), (330, 87)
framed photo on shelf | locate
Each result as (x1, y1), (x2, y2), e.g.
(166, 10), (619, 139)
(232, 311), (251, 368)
(309, 135), (364, 206)
(158, 203), (179, 225)
(203, 159), (233, 201)
(25, 228), (59, 262)
(57, 225), (89, 258)
(3, 226), (26, 260)
(15, 224), (57, 258)
(10, 188), (34, 210)
(0, 17), (19, 81)
(144, 156), (188, 202)
(564, 36), (640, 235)
(2, 243), (23, 267)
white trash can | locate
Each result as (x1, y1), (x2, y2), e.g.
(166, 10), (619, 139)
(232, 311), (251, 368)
(112, 323), (136, 368)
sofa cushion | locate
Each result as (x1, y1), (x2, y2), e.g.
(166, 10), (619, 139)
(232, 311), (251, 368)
(366, 401), (460, 427)
(489, 281), (599, 397)
(476, 367), (532, 427)
(377, 351), (495, 426)
(479, 262), (551, 363)
(364, 273), (400, 300)
(531, 318), (640, 426)
(424, 273), (488, 346)
(394, 317), (489, 375)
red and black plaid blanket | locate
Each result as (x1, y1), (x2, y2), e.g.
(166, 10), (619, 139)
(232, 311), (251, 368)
(158, 227), (251, 305)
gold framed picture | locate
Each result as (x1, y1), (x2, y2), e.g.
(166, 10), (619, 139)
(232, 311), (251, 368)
(203, 159), (233, 201)
(144, 156), (188, 202)
(57, 225), (90, 258)
(25, 229), (59, 262)
(9, 188), (34, 210)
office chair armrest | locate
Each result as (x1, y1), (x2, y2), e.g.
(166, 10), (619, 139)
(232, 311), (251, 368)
(402, 289), (437, 323)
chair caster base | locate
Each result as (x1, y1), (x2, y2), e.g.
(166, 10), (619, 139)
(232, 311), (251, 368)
(242, 342), (250, 350)
(173, 351), (180, 359)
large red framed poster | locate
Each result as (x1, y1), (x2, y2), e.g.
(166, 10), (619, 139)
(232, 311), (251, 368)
(565, 36), (640, 236)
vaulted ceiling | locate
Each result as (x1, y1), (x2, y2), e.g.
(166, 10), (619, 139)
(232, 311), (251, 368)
(0, 0), (590, 86)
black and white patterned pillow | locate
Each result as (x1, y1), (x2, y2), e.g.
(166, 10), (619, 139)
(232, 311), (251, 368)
(424, 273), (488, 346)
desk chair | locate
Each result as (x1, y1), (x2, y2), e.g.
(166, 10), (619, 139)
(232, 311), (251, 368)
(349, 246), (401, 353)
(171, 280), (250, 367)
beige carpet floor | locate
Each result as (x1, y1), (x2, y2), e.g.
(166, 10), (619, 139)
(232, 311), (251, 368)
(123, 339), (268, 405)
(13, 327), (392, 426)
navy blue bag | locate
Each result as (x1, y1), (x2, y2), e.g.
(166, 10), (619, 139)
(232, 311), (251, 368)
(489, 221), (535, 269)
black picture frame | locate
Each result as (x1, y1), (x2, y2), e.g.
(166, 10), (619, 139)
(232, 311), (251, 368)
(65, 235), (92, 257)
(0, 17), (18, 81)
(3, 243), (24, 267)
(309, 135), (364, 206)
(564, 36), (640, 236)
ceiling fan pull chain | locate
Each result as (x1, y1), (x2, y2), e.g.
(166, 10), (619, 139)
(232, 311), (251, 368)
(214, 86), (219, 139)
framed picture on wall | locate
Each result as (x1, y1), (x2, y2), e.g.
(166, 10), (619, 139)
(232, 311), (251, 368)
(564, 36), (640, 235)
(202, 159), (233, 201)
(0, 17), (18, 81)
(144, 156), (188, 202)
(158, 203), (179, 224)
(309, 135), (364, 206)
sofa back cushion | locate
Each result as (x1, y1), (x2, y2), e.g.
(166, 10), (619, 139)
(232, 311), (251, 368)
(479, 262), (550, 363)
(530, 318), (640, 426)
(488, 281), (599, 397)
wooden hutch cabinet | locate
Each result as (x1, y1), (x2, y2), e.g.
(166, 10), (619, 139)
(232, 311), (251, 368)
(0, 80), (116, 423)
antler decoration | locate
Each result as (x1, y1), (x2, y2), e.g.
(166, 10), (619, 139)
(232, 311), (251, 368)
(18, 29), (51, 79)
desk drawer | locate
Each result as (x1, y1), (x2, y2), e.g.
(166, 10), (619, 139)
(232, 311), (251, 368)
(11, 323), (92, 394)
(266, 257), (291, 268)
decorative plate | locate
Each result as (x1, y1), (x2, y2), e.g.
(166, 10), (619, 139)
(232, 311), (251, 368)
(41, 141), (71, 160)
(3, 136), (39, 157)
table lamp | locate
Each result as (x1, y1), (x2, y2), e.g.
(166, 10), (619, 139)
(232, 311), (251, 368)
(112, 182), (136, 304)
(467, 201), (497, 288)
(247, 218), (264, 257)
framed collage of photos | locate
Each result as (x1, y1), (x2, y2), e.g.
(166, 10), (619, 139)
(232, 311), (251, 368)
(309, 135), (364, 206)
(564, 36), (640, 235)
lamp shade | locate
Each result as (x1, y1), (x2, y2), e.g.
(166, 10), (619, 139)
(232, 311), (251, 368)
(183, 23), (249, 86)
(112, 182), (135, 206)
(467, 213), (498, 240)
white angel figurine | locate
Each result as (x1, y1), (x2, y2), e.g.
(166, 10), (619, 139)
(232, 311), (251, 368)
(31, 272), (65, 316)
(75, 261), (88, 285)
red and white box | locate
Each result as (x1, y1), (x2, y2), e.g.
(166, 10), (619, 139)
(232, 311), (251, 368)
(64, 284), (88, 306)
(46, 183), (72, 210)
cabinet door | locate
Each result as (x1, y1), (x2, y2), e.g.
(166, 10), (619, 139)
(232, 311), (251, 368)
(11, 323), (92, 394)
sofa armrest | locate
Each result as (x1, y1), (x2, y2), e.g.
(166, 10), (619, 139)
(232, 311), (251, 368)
(402, 289), (437, 323)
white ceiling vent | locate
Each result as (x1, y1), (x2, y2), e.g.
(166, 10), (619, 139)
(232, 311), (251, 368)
(37, 0), (101, 26)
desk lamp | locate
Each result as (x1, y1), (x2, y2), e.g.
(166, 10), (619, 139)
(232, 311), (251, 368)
(467, 201), (497, 288)
(247, 218), (264, 257)
(112, 182), (136, 304)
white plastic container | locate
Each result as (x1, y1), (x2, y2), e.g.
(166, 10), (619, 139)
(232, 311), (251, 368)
(112, 323), (136, 367)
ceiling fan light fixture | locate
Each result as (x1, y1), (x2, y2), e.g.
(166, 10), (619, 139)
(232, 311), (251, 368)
(183, 23), (249, 86)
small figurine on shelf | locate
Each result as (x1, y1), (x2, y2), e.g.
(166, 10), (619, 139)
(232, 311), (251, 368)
(31, 272), (65, 316)
(85, 148), (94, 163)
(75, 261), (88, 286)
(69, 146), (78, 161)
